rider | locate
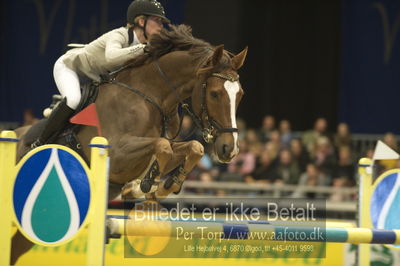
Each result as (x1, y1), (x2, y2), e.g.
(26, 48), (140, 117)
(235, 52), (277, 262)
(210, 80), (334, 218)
(31, 0), (169, 148)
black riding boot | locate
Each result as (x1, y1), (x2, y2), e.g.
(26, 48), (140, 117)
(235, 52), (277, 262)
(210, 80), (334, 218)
(31, 99), (75, 148)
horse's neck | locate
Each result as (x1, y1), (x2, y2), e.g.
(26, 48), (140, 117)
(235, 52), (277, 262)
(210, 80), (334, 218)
(128, 52), (197, 114)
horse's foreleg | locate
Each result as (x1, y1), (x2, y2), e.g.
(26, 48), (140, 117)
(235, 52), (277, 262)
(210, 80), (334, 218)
(153, 138), (174, 173)
(136, 138), (175, 193)
(116, 137), (173, 198)
(155, 140), (204, 198)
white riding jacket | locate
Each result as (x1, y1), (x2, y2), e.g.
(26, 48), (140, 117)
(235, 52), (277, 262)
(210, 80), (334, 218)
(63, 27), (145, 82)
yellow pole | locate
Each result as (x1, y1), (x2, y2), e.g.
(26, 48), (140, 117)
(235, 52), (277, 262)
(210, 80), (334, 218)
(0, 131), (18, 266)
(86, 137), (110, 266)
(358, 157), (372, 266)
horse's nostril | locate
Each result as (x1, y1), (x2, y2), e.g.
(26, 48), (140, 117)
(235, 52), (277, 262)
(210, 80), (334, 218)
(222, 144), (229, 156)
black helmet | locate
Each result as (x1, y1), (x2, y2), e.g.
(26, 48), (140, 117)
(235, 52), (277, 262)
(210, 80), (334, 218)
(127, 0), (170, 25)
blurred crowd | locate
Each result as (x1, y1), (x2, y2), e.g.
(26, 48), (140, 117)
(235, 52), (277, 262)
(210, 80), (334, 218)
(179, 115), (400, 201)
(3, 109), (399, 203)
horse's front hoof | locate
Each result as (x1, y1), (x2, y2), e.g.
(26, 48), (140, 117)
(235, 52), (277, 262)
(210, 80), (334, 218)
(163, 175), (175, 190)
(140, 179), (154, 193)
(164, 175), (182, 194)
(173, 186), (182, 195)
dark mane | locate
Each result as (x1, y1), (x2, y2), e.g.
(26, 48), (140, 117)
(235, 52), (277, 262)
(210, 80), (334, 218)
(127, 24), (230, 70)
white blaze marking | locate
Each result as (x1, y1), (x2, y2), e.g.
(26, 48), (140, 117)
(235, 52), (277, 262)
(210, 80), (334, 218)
(224, 80), (240, 158)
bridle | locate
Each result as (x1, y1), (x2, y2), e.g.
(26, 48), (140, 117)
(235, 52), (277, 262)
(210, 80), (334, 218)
(155, 61), (240, 143)
(189, 73), (240, 143)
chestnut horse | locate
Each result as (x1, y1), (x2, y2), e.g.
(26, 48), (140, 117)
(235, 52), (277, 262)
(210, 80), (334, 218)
(11, 24), (247, 264)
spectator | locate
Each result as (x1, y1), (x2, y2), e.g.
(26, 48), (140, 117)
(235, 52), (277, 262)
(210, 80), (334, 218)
(198, 153), (213, 170)
(334, 122), (352, 149)
(237, 117), (247, 141)
(290, 138), (311, 172)
(330, 145), (356, 202)
(292, 163), (329, 198)
(195, 171), (215, 195)
(258, 115), (276, 142)
(263, 129), (281, 160)
(361, 148), (386, 177)
(312, 136), (336, 180)
(248, 141), (263, 159)
(22, 108), (39, 126)
(245, 128), (262, 157)
(333, 146), (356, 186)
(378, 132), (399, 172)
(383, 132), (398, 151)
(364, 148), (374, 159)
(244, 128), (261, 146)
(302, 117), (330, 156)
(330, 177), (354, 202)
(274, 149), (301, 185)
(223, 140), (256, 181)
(279, 119), (294, 148)
(186, 152), (214, 182)
(245, 150), (277, 184)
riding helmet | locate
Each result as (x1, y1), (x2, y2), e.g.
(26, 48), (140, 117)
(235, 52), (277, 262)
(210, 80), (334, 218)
(127, 0), (170, 24)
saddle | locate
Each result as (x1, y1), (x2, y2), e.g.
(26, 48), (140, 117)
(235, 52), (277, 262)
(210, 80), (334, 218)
(24, 82), (100, 159)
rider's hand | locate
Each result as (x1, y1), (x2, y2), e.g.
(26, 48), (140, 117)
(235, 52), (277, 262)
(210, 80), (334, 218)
(129, 43), (146, 57)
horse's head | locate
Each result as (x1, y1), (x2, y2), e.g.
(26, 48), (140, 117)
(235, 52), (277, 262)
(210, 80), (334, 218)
(124, 25), (247, 162)
(191, 45), (248, 163)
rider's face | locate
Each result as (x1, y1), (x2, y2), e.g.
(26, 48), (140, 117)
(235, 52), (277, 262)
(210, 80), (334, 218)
(145, 16), (164, 37)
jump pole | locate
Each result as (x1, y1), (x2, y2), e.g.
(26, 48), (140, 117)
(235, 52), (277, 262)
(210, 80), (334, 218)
(109, 217), (400, 245)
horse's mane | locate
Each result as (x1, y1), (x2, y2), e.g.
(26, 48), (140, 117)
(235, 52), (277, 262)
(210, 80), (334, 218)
(127, 24), (230, 70)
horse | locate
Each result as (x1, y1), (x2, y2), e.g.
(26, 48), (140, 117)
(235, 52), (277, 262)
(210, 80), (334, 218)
(10, 24), (247, 264)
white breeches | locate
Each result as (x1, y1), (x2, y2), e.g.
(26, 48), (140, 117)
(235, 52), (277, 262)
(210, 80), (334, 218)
(53, 55), (81, 110)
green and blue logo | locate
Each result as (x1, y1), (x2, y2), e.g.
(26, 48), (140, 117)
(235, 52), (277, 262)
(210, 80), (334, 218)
(12, 145), (92, 246)
(371, 169), (400, 249)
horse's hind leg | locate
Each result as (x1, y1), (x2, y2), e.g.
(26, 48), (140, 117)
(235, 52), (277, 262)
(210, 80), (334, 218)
(155, 140), (204, 198)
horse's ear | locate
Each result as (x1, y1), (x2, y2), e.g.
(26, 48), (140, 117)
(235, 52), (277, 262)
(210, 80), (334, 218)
(197, 44), (225, 76)
(211, 44), (225, 66)
(231, 46), (248, 70)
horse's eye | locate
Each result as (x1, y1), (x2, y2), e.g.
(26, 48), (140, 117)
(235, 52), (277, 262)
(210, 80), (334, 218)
(210, 91), (219, 99)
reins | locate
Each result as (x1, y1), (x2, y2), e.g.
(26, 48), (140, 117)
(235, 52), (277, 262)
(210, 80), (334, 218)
(104, 77), (173, 139)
